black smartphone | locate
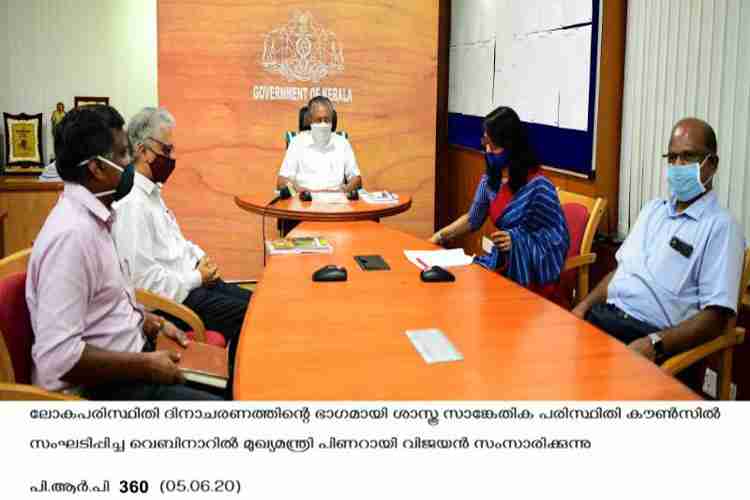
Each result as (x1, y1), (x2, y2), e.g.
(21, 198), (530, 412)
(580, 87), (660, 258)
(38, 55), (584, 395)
(354, 255), (390, 271)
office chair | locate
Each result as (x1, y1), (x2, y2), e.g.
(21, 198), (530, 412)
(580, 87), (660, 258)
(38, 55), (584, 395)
(0, 272), (80, 400)
(557, 190), (607, 306)
(0, 247), (31, 280)
(0, 247), (225, 347)
(135, 288), (226, 347)
(661, 248), (750, 399)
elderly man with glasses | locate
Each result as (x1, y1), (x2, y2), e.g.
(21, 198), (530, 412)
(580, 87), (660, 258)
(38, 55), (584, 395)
(111, 108), (251, 383)
(573, 117), (745, 364)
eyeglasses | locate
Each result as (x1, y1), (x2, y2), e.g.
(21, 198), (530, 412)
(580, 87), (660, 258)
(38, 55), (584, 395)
(661, 151), (711, 164)
(148, 137), (174, 157)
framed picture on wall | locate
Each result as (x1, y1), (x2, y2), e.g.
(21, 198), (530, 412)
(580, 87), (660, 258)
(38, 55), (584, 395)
(2, 112), (45, 175)
(74, 96), (110, 108)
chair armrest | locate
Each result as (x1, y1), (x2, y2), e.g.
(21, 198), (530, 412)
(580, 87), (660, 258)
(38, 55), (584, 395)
(661, 327), (745, 375)
(564, 253), (597, 272)
(135, 289), (206, 343)
(0, 382), (82, 401)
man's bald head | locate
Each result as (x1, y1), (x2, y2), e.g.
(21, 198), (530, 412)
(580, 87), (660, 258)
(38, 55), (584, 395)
(670, 117), (717, 154)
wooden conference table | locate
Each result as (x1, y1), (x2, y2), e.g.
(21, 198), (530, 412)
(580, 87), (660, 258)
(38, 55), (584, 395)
(234, 221), (698, 400)
(234, 191), (412, 222)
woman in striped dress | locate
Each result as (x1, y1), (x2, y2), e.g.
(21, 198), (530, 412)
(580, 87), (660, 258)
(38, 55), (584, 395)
(430, 106), (569, 297)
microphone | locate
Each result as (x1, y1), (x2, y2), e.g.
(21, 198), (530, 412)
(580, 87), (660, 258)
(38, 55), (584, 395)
(263, 184), (294, 267)
(269, 185), (292, 206)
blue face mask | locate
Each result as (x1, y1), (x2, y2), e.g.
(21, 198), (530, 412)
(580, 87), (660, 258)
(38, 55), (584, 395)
(484, 150), (508, 191)
(485, 150), (508, 173)
(666, 159), (712, 202)
(78, 156), (135, 201)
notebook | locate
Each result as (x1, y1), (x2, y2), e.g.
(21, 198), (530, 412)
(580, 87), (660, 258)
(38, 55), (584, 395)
(156, 335), (229, 389)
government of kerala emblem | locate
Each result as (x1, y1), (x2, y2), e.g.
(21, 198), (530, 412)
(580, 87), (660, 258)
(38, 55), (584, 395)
(261, 10), (345, 83)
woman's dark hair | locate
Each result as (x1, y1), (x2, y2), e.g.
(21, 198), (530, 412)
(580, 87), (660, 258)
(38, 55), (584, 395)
(54, 105), (124, 184)
(483, 106), (539, 193)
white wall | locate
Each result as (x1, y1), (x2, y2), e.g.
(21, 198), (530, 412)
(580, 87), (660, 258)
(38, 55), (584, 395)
(619, 0), (750, 241)
(0, 0), (158, 163)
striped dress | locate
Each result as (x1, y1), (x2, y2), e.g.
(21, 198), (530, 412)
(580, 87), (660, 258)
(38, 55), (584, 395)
(470, 172), (569, 288)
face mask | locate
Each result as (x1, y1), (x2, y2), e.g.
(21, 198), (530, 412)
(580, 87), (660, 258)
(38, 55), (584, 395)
(78, 156), (135, 201)
(148, 149), (176, 184)
(666, 158), (713, 202)
(310, 122), (332, 148)
(484, 150), (508, 190)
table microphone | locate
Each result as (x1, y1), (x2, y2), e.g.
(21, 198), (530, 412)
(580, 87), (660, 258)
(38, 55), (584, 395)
(263, 184), (295, 267)
(269, 185), (292, 206)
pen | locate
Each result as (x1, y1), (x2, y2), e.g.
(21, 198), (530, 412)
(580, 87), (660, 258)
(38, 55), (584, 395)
(416, 257), (429, 270)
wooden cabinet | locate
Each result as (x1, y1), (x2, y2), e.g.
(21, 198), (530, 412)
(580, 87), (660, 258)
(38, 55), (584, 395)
(0, 178), (63, 257)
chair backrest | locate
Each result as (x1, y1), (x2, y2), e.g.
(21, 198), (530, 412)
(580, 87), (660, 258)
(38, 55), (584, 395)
(740, 248), (750, 301)
(0, 272), (33, 384)
(0, 248), (31, 280)
(557, 190), (607, 257)
(562, 203), (588, 258)
(299, 106), (310, 131)
(286, 106), (345, 148)
(0, 331), (14, 383)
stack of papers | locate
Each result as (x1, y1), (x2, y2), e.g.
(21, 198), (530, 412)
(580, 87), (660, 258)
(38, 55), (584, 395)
(312, 192), (349, 204)
(404, 249), (474, 269)
(266, 236), (333, 255)
(360, 190), (399, 204)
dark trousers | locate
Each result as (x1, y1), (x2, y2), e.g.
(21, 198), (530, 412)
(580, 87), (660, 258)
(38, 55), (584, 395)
(182, 280), (252, 344)
(277, 218), (300, 237)
(154, 280), (251, 400)
(585, 303), (660, 344)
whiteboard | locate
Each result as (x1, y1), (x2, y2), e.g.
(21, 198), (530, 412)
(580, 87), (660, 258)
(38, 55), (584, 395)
(449, 0), (594, 132)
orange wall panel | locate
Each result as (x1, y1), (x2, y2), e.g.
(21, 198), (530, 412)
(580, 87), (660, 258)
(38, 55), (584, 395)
(158, 1), (439, 279)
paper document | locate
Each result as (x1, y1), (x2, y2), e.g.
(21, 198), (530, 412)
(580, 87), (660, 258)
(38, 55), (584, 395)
(312, 192), (349, 204)
(406, 329), (463, 364)
(404, 249), (474, 269)
(360, 190), (399, 204)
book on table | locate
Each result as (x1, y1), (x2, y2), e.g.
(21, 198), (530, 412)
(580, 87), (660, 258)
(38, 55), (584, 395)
(265, 236), (333, 255)
(155, 335), (228, 389)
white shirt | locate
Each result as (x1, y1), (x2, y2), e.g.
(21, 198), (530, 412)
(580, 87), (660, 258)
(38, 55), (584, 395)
(278, 131), (361, 191)
(111, 172), (204, 303)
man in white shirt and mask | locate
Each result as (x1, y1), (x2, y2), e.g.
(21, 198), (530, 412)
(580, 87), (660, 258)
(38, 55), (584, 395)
(111, 107), (251, 356)
(277, 96), (362, 193)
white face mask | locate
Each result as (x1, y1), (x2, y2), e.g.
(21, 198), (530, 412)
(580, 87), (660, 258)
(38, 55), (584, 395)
(77, 156), (123, 198)
(310, 122), (332, 148)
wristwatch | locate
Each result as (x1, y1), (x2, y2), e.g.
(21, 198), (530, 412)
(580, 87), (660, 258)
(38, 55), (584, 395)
(648, 333), (666, 363)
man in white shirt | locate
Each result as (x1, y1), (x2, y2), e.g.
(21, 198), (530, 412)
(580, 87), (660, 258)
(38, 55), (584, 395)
(277, 96), (362, 193)
(111, 107), (251, 354)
